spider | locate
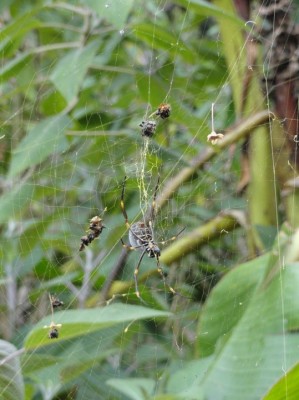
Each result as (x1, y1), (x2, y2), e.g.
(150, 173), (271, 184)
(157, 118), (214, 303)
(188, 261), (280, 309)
(120, 176), (185, 300)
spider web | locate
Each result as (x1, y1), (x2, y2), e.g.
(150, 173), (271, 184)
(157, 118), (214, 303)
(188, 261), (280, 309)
(0, 0), (298, 399)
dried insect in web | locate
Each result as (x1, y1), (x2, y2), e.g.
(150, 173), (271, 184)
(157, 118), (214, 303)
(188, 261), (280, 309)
(155, 103), (171, 119)
(139, 120), (157, 138)
(44, 293), (63, 339)
(79, 208), (107, 251)
(120, 176), (185, 301)
(50, 294), (64, 308)
(139, 103), (171, 137)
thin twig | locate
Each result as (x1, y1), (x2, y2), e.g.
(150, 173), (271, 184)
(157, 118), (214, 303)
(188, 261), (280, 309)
(65, 129), (133, 136)
(41, 22), (83, 33)
(99, 248), (129, 302)
(160, 212), (240, 265)
(60, 96), (78, 115)
(32, 42), (81, 54)
(90, 65), (135, 75)
(48, 2), (91, 16)
(80, 8), (92, 46)
(77, 249), (106, 308)
(0, 348), (25, 366)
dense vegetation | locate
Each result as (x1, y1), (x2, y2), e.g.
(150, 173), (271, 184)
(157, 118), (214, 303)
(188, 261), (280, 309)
(0, 0), (298, 399)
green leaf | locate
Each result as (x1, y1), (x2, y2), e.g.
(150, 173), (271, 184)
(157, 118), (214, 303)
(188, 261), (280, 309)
(0, 23), (40, 57)
(133, 23), (195, 63)
(0, 53), (32, 82)
(149, 396), (183, 400)
(23, 326), (122, 385)
(18, 220), (53, 257)
(35, 272), (79, 290)
(40, 90), (67, 116)
(24, 304), (172, 349)
(107, 378), (156, 400)
(196, 254), (299, 399)
(197, 253), (269, 356)
(0, 340), (24, 400)
(50, 41), (99, 103)
(166, 359), (212, 400)
(263, 362), (299, 400)
(8, 115), (71, 178)
(0, 9), (40, 40)
(82, 0), (134, 29)
(0, 183), (35, 224)
(174, 0), (244, 26)
(18, 208), (70, 256)
(21, 354), (58, 374)
(0, 8), (43, 79)
(23, 348), (116, 386)
(255, 224), (278, 250)
(60, 348), (117, 383)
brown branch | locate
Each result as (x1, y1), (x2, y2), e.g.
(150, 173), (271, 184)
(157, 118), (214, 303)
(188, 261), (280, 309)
(275, 79), (299, 166)
(155, 110), (274, 214)
(0, 348), (25, 366)
(107, 212), (241, 297)
(160, 212), (240, 266)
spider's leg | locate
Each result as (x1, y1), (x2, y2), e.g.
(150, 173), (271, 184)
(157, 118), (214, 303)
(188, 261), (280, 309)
(106, 293), (128, 306)
(158, 227), (186, 246)
(120, 176), (131, 230)
(106, 249), (147, 306)
(120, 238), (145, 251)
(156, 256), (191, 299)
(156, 256), (176, 296)
(134, 249), (147, 300)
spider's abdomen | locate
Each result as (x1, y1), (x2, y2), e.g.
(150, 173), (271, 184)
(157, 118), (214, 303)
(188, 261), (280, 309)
(129, 221), (152, 248)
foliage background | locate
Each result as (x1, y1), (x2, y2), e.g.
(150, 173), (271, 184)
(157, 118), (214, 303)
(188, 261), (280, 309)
(0, 0), (299, 399)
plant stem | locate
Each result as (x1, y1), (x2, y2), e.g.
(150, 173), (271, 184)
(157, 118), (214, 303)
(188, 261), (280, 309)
(160, 213), (239, 265)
